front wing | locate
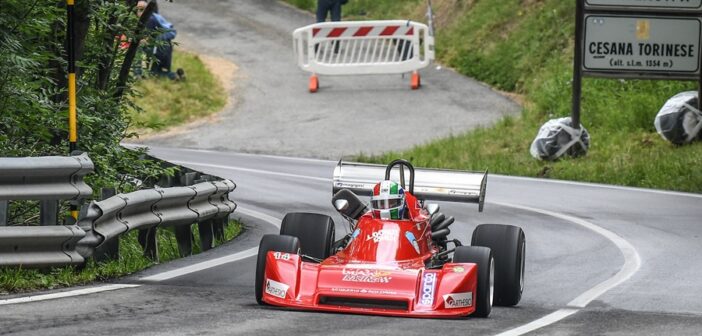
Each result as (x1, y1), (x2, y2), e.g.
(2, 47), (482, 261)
(262, 252), (479, 318)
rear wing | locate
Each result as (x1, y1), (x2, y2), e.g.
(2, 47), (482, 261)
(332, 161), (487, 212)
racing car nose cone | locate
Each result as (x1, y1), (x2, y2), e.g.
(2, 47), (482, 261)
(317, 266), (418, 297)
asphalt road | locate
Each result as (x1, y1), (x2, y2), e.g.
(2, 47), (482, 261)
(2, 147), (701, 335)
(2, 1), (701, 335)
(134, 0), (519, 158)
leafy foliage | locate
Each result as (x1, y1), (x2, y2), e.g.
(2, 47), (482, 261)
(0, 0), (174, 211)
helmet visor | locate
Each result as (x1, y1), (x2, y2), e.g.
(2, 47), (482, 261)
(371, 198), (402, 210)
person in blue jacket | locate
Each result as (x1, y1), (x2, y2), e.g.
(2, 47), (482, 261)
(137, 1), (184, 80)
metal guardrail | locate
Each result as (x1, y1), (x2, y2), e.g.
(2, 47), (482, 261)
(0, 152), (238, 268)
(0, 153), (93, 267)
(0, 225), (86, 267)
(77, 180), (237, 259)
(0, 153), (93, 201)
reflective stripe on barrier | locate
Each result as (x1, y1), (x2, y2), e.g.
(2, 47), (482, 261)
(293, 20), (435, 76)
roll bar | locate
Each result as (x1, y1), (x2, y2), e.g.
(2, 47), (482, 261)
(332, 161), (488, 212)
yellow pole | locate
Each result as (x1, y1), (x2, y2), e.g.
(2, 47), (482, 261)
(67, 0), (78, 220)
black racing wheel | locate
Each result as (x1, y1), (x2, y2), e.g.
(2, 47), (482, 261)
(280, 212), (335, 260)
(453, 245), (494, 318)
(471, 224), (525, 306)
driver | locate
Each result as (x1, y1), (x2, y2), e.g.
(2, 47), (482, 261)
(370, 180), (407, 220)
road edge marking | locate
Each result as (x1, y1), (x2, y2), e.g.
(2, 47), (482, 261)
(492, 201), (642, 336)
(169, 160), (331, 182)
(0, 284), (141, 306)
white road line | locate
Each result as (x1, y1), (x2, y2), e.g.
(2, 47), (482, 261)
(139, 247), (259, 282)
(493, 174), (702, 199)
(0, 284), (141, 306)
(236, 207), (283, 229)
(139, 207), (282, 282)
(150, 145), (336, 164)
(169, 160), (331, 183)
(495, 309), (580, 336)
(136, 145), (702, 200)
(492, 201), (642, 336)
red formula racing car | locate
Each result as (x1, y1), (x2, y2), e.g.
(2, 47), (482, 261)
(255, 160), (525, 318)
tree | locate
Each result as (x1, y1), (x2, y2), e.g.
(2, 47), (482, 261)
(0, 0), (171, 199)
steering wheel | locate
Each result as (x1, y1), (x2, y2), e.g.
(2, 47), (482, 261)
(384, 159), (415, 194)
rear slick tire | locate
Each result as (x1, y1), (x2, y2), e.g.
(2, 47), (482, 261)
(471, 224), (526, 306)
(255, 234), (300, 305)
(453, 246), (494, 318)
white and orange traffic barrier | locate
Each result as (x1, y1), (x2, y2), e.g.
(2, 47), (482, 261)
(293, 20), (435, 92)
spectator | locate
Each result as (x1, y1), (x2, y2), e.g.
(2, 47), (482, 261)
(136, 0), (184, 80)
(316, 0), (346, 54)
(316, 0), (344, 23)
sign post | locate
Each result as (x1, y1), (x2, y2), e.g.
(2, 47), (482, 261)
(573, 0), (702, 134)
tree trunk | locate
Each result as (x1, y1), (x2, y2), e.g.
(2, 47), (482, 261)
(114, 1), (156, 100)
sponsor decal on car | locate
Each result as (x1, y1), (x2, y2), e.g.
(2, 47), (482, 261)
(404, 231), (421, 254)
(419, 272), (437, 306)
(265, 279), (289, 299)
(366, 228), (399, 243)
(342, 268), (392, 283)
(331, 288), (398, 295)
(452, 266), (465, 273)
(442, 292), (472, 308)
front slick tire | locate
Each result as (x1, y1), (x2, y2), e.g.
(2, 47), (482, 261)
(472, 224), (526, 306)
(255, 234), (300, 305)
(280, 212), (335, 260)
(453, 246), (494, 318)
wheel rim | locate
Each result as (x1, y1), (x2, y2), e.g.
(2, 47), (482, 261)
(519, 240), (526, 293)
(489, 256), (495, 307)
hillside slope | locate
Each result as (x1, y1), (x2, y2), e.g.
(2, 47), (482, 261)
(286, 0), (701, 192)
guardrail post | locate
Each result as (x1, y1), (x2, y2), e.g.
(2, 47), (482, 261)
(0, 201), (8, 226)
(183, 172), (199, 186)
(159, 175), (174, 188)
(174, 226), (193, 257)
(138, 227), (159, 261)
(198, 220), (214, 251)
(40, 200), (59, 225)
(213, 217), (226, 243)
(94, 188), (119, 262)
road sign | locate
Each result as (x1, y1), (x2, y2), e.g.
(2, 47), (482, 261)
(585, 0), (702, 12)
(583, 15), (701, 79)
(569, 0), (702, 140)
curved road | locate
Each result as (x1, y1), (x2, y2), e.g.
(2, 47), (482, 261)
(1, 146), (701, 335)
(136, 0), (519, 158)
(2, 1), (701, 335)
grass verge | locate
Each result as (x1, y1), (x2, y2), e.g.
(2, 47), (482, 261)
(286, 0), (702, 192)
(0, 220), (242, 294)
(129, 49), (227, 133)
